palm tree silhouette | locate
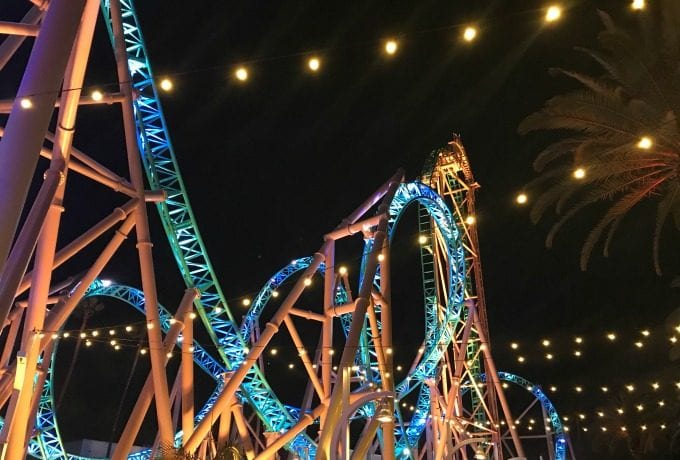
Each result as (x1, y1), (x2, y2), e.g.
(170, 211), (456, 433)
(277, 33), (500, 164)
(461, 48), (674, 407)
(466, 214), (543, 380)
(519, 1), (680, 274)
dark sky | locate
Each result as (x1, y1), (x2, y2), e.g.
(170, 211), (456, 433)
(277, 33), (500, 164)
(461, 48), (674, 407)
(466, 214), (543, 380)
(3, 1), (680, 458)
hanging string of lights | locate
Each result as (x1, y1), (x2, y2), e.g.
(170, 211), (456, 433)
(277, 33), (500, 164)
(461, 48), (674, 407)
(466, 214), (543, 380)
(10, 1), (652, 114)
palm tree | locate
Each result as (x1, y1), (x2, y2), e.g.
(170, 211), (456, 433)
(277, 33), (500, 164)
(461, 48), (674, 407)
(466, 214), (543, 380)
(518, 1), (680, 274)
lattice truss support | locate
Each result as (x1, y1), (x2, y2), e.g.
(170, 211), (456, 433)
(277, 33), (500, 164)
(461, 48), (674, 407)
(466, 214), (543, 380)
(0, 1), (570, 459)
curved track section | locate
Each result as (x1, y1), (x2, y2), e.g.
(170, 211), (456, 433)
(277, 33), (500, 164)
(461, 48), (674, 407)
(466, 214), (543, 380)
(32, 279), (227, 460)
(473, 372), (567, 460)
(240, 181), (466, 458)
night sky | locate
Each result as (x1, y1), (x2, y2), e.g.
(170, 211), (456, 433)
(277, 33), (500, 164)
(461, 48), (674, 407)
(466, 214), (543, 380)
(2, 1), (680, 458)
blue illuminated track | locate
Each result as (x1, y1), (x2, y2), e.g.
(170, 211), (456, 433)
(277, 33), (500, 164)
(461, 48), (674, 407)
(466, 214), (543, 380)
(99, 0), (315, 454)
(482, 372), (567, 460)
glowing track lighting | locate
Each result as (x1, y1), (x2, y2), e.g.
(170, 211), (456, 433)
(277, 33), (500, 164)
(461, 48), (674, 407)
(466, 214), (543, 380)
(307, 57), (321, 72)
(545, 5), (562, 23)
(516, 193), (528, 205)
(235, 67), (249, 81)
(19, 98), (32, 109)
(462, 26), (478, 42)
(573, 167), (585, 179)
(631, 0), (645, 10)
(637, 136), (653, 149)
(384, 40), (398, 55)
(91, 90), (103, 101)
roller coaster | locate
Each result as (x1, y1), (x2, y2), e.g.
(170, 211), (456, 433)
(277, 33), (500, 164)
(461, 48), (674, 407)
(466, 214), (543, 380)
(0, 1), (572, 459)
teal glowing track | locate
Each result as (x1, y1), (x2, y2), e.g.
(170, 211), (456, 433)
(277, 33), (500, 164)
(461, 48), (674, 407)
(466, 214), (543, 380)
(20, 1), (566, 458)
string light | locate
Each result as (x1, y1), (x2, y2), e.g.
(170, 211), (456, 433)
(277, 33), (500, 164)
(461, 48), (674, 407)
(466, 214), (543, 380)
(573, 350), (581, 357)
(303, 278), (312, 286)
(19, 98), (32, 109)
(510, 342), (519, 350)
(159, 78), (173, 91)
(572, 168), (585, 179)
(91, 90), (103, 101)
(418, 235), (428, 245)
(109, 329), (116, 336)
(637, 136), (653, 149)
(515, 193), (528, 205)
(606, 333), (616, 341)
(574, 336), (583, 344)
(517, 356), (525, 363)
(270, 348), (278, 356)
(465, 215), (476, 225)
(307, 57), (321, 72)
(541, 339), (550, 347)
(338, 266), (348, 275)
(235, 67), (249, 81)
(634, 341), (643, 348)
(601, 386), (608, 393)
(631, 0), (645, 11)
(377, 253), (385, 262)
(242, 298), (251, 307)
(625, 384), (635, 392)
(544, 5), (562, 23)
(462, 26), (478, 42)
(384, 40), (398, 55)
(271, 290), (280, 298)
(545, 353), (553, 360)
